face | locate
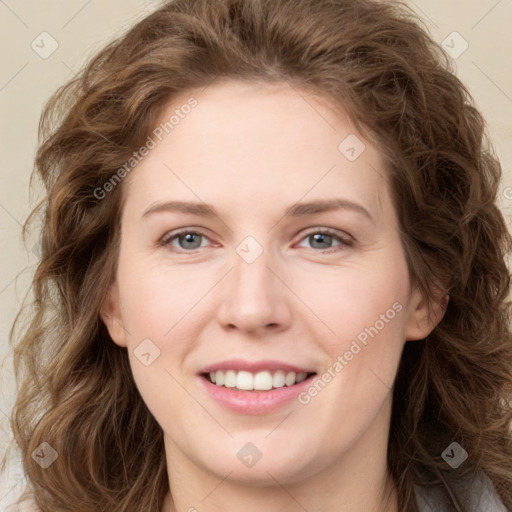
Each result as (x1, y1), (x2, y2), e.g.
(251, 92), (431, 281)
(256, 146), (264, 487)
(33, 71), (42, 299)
(101, 80), (442, 487)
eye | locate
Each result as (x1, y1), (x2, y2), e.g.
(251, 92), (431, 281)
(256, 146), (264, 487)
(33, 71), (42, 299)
(296, 228), (354, 253)
(158, 227), (354, 254)
(158, 229), (212, 252)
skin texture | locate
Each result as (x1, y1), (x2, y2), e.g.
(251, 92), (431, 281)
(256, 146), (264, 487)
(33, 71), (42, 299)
(101, 80), (446, 512)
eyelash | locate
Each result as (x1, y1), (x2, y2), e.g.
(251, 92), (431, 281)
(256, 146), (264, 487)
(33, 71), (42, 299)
(158, 227), (355, 254)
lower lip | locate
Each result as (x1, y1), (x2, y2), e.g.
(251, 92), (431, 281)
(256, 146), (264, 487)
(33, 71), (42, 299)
(198, 374), (316, 414)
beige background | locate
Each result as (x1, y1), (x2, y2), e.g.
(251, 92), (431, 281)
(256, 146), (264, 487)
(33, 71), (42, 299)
(0, 0), (511, 507)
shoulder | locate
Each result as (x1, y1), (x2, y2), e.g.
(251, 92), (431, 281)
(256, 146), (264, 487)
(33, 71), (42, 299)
(414, 470), (510, 512)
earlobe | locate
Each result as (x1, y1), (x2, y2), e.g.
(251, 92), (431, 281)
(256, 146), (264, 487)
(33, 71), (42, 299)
(405, 287), (449, 341)
(99, 282), (128, 348)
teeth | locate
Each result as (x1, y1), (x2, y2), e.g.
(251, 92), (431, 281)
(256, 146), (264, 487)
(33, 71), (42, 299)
(273, 370), (285, 388)
(214, 370), (224, 386)
(207, 369), (311, 390)
(296, 372), (308, 383)
(285, 371), (296, 386)
(237, 371), (254, 390)
(224, 370), (236, 388)
(254, 371), (273, 390)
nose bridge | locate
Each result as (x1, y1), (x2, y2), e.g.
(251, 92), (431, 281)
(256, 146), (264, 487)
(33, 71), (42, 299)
(231, 235), (276, 305)
(216, 234), (290, 333)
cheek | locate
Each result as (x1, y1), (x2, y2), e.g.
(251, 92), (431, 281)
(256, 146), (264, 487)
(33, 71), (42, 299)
(118, 267), (198, 424)
(117, 257), (212, 340)
(116, 257), (220, 406)
(303, 260), (410, 351)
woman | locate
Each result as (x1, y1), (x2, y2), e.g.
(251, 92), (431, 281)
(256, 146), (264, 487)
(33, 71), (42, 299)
(6, 0), (512, 510)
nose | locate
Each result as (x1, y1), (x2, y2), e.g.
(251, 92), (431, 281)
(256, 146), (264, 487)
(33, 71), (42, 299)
(216, 247), (292, 337)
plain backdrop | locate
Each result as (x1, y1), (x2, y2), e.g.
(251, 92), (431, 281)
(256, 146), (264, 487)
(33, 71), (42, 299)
(0, 0), (511, 507)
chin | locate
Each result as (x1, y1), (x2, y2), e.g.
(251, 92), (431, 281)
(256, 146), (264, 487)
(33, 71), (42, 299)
(196, 439), (324, 486)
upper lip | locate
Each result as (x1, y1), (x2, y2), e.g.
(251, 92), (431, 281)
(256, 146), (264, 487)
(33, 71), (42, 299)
(199, 359), (316, 374)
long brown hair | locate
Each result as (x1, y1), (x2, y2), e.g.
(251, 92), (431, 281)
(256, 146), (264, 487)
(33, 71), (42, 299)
(5, 0), (512, 510)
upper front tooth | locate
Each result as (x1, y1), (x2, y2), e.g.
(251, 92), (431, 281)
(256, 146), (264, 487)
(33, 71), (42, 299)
(236, 371), (254, 390)
(224, 370), (237, 388)
(254, 371), (273, 390)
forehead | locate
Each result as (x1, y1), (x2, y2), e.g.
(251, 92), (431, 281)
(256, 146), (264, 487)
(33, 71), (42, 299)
(122, 80), (391, 224)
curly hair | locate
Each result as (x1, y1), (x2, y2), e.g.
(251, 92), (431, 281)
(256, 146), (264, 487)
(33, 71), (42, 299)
(5, 0), (512, 510)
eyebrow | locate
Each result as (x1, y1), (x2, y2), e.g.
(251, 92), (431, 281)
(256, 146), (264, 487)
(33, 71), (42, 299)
(142, 198), (374, 223)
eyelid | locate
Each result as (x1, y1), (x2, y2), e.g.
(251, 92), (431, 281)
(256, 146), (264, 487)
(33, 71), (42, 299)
(158, 227), (214, 249)
(298, 226), (354, 244)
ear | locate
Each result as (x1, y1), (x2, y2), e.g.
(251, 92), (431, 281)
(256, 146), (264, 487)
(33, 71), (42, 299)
(405, 285), (449, 341)
(99, 281), (128, 347)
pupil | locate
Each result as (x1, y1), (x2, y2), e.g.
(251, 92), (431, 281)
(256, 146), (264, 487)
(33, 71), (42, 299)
(312, 233), (331, 248)
(181, 233), (201, 249)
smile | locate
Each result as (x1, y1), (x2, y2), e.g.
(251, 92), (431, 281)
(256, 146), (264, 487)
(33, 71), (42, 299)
(205, 369), (312, 391)
(198, 360), (318, 414)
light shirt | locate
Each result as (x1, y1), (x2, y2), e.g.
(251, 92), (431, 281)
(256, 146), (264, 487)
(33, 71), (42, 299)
(415, 470), (510, 511)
